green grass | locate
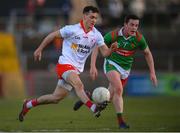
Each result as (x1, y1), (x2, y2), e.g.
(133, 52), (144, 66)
(0, 96), (180, 132)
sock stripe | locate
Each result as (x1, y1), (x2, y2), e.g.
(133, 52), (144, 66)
(85, 100), (93, 108)
(85, 100), (97, 112)
(117, 112), (124, 124)
(31, 99), (38, 106)
(90, 104), (96, 112)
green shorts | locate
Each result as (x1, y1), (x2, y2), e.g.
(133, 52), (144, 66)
(103, 59), (130, 79)
(104, 59), (118, 73)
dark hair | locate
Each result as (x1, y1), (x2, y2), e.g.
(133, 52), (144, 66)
(83, 6), (99, 14)
(124, 14), (140, 23)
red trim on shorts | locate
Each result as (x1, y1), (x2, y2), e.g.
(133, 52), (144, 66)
(56, 64), (76, 79)
(121, 78), (128, 88)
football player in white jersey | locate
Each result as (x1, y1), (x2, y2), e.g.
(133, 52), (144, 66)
(19, 6), (117, 122)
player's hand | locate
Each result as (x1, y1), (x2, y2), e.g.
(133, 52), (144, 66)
(90, 66), (98, 80)
(110, 41), (118, 52)
(34, 48), (42, 61)
(150, 73), (158, 87)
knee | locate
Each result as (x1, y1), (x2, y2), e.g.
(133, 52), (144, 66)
(114, 87), (123, 96)
(74, 81), (84, 91)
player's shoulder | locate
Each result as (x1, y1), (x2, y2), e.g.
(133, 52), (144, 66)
(111, 28), (120, 36)
(135, 31), (144, 42)
(111, 28), (120, 34)
(92, 27), (101, 34)
(63, 23), (80, 31)
(92, 27), (103, 38)
(106, 28), (120, 41)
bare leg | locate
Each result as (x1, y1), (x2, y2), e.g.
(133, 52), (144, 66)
(66, 72), (90, 104)
(108, 84), (114, 101)
(18, 85), (68, 122)
(106, 70), (129, 128)
(65, 72), (102, 116)
(106, 70), (123, 113)
(37, 85), (69, 104)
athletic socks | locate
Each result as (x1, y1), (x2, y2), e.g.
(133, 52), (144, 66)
(117, 112), (125, 124)
(85, 100), (96, 112)
(26, 99), (96, 112)
(26, 99), (38, 109)
(117, 112), (130, 128)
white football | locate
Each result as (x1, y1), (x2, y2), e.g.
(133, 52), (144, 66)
(92, 87), (110, 103)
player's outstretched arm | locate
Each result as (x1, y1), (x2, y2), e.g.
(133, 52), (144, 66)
(98, 42), (118, 57)
(34, 30), (62, 61)
(90, 46), (99, 80)
(143, 47), (158, 87)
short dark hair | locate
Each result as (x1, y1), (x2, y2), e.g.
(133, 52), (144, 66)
(124, 14), (140, 23)
(83, 6), (99, 14)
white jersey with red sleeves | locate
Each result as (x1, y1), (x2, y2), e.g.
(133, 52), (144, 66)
(58, 21), (105, 72)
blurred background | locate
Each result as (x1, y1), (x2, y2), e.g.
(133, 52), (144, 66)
(0, 0), (180, 99)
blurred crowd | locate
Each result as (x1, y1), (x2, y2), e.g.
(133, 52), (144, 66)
(0, 0), (179, 36)
(0, 0), (179, 72)
(0, 0), (180, 100)
(23, 0), (180, 35)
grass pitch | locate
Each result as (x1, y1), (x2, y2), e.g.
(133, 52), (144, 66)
(0, 96), (180, 132)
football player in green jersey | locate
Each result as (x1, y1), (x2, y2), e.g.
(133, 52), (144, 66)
(73, 14), (158, 129)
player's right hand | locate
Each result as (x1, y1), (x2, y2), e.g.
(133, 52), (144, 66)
(110, 41), (118, 52)
(90, 66), (98, 80)
(34, 48), (42, 61)
(150, 73), (158, 87)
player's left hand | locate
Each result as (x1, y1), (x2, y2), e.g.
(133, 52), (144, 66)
(150, 73), (158, 87)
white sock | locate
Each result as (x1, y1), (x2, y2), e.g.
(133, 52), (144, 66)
(26, 101), (33, 109)
(90, 104), (96, 112)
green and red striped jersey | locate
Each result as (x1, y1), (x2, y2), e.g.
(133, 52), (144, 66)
(104, 27), (148, 70)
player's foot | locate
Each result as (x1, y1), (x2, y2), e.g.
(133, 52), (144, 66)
(18, 99), (30, 122)
(73, 100), (84, 111)
(119, 122), (130, 129)
(94, 105), (101, 117)
(73, 91), (92, 111)
(94, 101), (108, 118)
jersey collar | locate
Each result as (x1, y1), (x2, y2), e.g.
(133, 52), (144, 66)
(118, 27), (133, 40)
(80, 20), (93, 34)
